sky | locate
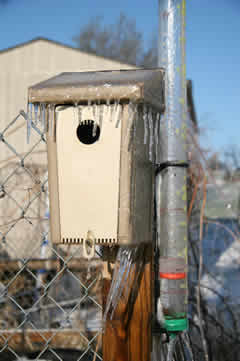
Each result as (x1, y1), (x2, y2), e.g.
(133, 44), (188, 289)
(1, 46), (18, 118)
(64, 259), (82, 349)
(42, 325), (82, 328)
(0, 0), (239, 153)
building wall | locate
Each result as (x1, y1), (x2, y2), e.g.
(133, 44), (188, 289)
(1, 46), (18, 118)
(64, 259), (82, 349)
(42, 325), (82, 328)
(0, 39), (135, 165)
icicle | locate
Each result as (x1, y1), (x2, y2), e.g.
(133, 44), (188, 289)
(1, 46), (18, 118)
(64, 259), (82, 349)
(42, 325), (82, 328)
(148, 109), (154, 162)
(132, 104), (138, 142)
(154, 112), (159, 163)
(103, 246), (143, 323)
(126, 102), (133, 145)
(92, 122), (96, 137)
(158, 113), (161, 163)
(27, 103), (32, 144)
(54, 109), (58, 142)
(121, 248), (139, 302)
(143, 104), (148, 145)
(115, 104), (122, 128)
(126, 102), (137, 151)
(34, 104), (39, 124)
(110, 101), (116, 122)
(92, 102), (97, 119)
(99, 104), (104, 130)
(103, 249), (127, 322)
(113, 100), (120, 127)
(41, 103), (46, 133)
(46, 104), (50, 133)
(39, 103), (43, 127)
(128, 101), (133, 119)
(131, 103), (137, 131)
(50, 104), (54, 137)
(96, 100), (101, 125)
(88, 99), (91, 111)
(92, 102), (98, 137)
(106, 99), (111, 122)
(155, 113), (159, 145)
(78, 105), (82, 124)
(91, 102), (96, 137)
(73, 102), (78, 125)
(110, 262), (129, 319)
(52, 105), (56, 138)
(110, 253), (133, 319)
(48, 104), (55, 138)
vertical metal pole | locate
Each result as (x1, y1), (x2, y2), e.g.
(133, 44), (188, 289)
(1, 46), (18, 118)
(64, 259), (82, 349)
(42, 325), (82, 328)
(156, 0), (188, 335)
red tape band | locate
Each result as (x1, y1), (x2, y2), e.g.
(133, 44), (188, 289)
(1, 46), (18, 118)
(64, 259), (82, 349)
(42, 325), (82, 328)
(159, 272), (186, 280)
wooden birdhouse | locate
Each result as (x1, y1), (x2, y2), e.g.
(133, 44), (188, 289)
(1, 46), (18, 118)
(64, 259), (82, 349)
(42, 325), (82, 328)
(28, 69), (164, 247)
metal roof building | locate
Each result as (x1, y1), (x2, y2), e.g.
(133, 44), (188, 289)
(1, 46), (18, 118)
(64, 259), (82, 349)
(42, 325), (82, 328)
(0, 37), (135, 165)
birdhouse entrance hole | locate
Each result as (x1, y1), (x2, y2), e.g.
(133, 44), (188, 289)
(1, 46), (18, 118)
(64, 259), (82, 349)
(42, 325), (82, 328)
(76, 120), (100, 145)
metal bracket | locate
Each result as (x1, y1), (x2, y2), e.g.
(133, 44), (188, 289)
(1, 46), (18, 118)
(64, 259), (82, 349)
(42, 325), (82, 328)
(83, 231), (95, 260)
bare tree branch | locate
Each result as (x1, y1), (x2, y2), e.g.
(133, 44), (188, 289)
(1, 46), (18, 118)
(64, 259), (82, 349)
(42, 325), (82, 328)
(224, 144), (240, 171)
(73, 13), (157, 68)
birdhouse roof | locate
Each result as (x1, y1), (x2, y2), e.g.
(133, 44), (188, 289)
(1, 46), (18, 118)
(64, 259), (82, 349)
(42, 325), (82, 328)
(28, 69), (165, 111)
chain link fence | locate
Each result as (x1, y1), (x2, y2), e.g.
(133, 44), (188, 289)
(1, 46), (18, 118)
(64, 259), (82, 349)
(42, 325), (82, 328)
(3, 109), (239, 361)
(0, 111), (103, 361)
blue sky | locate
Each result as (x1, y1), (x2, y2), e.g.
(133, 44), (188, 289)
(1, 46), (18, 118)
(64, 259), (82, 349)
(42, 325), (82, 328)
(0, 0), (239, 153)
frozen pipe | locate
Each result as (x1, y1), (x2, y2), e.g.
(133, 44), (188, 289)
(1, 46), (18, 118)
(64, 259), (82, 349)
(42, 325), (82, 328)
(156, 0), (188, 335)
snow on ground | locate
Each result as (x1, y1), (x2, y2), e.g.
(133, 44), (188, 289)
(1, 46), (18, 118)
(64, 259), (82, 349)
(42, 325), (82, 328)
(199, 218), (240, 331)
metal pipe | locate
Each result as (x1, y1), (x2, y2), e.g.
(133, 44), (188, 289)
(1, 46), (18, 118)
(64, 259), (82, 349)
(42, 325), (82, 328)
(156, 0), (188, 333)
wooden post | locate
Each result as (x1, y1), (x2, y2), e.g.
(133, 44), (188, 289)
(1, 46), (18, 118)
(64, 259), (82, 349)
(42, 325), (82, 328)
(103, 245), (152, 361)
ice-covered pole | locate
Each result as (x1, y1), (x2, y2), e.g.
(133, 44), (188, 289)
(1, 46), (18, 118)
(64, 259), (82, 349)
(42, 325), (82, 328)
(156, 0), (188, 334)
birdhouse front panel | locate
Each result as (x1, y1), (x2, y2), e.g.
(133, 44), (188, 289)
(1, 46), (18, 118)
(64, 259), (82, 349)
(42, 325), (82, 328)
(55, 105), (122, 244)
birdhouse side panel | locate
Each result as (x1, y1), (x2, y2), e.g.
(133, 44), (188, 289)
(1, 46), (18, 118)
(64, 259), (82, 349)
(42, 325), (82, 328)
(118, 104), (135, 244)
(132, 108), (155, 244)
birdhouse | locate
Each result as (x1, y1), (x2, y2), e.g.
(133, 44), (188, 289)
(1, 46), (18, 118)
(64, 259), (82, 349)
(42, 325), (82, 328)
(28, 69), (164, 247)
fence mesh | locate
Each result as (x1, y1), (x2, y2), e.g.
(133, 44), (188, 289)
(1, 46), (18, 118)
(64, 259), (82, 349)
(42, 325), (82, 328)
(0, 111), (103, 361)
(2, 110), (239, 361)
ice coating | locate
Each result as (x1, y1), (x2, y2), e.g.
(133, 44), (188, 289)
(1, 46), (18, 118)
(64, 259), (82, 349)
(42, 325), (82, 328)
(110, 102), (115, 122)
(26, 68), (165, 162)
(126, 101), (136, 151)
(26, 98), (162, 163)
(41, 103), (46, 131)
(113, 100), (119, 126)
(93, 101), (97, 119)
(98, 104), (104, 131)
(143, 104), (148, 145)
(155, 112), (160, 163)
(115, 104), (122, 129)
(95, 101), (100, 126)
(48, 104), (55, 138)
(148, 109), (154, 162)
(26, 102), (49, 141)
(92, 103), (98, 137)
(157, 0), (188, 323)
(103, 246), (144, 323)
(28, 69), (164, 111)
(78, 105), (82, 125)
(34, 103), (39, 124)
(158, 0), (187, 164)
(39, 103), (43, 126)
